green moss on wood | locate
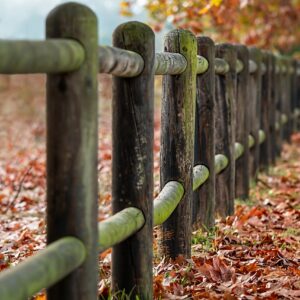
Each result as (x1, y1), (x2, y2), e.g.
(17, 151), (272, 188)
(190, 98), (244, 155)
(0, 39), (85, 74)
(236, 59), (244, 73)
(99, 45), (144, 77)
(234, 142), (244, 160)
(0, 237), (86, 300)
(215, 57), (229, 75)
(196, 55), (209, 74)
(258, 129), (266, 144)
(153, 181), (184, 226)
(193, 165), (209, 191)
(248, 134), (255, 148)
(215, 154), (229, 174)
(98, 207), (145, 252)
(155, 52), (187, 75)
(249, 59), (258, 73)
(281, 113), (288, 125)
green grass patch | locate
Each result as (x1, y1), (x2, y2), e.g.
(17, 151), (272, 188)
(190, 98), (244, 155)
(281, 227), (300, 237)
(99, 289), (141, 300)
(191, 226), (217, 252)
(235, 197), (256, 207)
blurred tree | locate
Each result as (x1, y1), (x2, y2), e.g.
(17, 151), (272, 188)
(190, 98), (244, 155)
(120, 0), (300, 54)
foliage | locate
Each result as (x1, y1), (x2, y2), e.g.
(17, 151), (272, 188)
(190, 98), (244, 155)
(120, 0), (300, 53)
(0, 76), (300, 298)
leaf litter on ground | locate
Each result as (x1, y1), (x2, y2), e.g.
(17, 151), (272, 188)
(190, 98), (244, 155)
(0, 75), (299, 299)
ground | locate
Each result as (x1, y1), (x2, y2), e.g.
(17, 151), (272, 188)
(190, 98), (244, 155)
(0, 75), (299, 299)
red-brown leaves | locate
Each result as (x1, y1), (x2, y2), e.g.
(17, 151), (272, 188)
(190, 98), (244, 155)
(1, 76), (300, 299)
(197, 257), (236, 283)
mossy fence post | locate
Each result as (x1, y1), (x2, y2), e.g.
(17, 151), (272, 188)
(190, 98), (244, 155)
(291, 59), (298, 132)
(193, 36), (215, 229)
(160, 29), (197, 258)
(234, 45), (250, 199)
(259, 51), (272, 171)
(248, 47), (262, 180)
(46, 3), (98, 300)
(281, 58), (291, 142)
(275, 56), (283, 156)
(215, 43), (236, 217)
(297, 61), (300, 131)
(269, 54), (277, 165)
(111, 22), (155, 299)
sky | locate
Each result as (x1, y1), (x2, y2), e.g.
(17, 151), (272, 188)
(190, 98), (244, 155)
(0, 0), (151, 46)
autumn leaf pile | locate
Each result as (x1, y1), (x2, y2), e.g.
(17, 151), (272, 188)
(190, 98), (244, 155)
(0, 75), (300, 299)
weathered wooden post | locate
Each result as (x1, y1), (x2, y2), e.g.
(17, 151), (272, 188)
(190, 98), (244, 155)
(193, 36), (215, 229)
(160, 29), (197, 258)
(248, 47), (262, 180)
(112, 22), (155, 299)
(269, 53), (277, 165)
(282, 58), (292, 141)
(259, 51), (272, 171)
(234, 45), (249, 199)
(215, 44), (236, 217)
(297, 61), (300, 131)
(291, 59), (298, 132)
(293, 59), (300, 131)
(283, 57), (292, 142)
(274, 56), (282, 156)
(46, 3), (98, 300)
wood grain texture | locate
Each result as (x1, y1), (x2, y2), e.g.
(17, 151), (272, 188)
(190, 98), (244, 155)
(99, 45), (144, 77)
(215, 43), (237, 217)
(269, 54), (277, 165)
(259, 51), (272, 171)
(281, 58), (292, 142)
(160, 29), (197, 258)
(0, 39), (85, 74)
(248, 47), (262, 180)
(234, 45), (250, 199)
(275, 56), (283, 157)
(46, 3), (98, 300)
(111, 21), (155, 299)
(193, 36), (216, 229)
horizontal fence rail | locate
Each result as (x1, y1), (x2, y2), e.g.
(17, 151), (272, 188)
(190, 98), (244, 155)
(0, 238), (86, 300)
(0, 2), (299, 300)
(0, 39), (85, 73)
(97, 127), (268, 252)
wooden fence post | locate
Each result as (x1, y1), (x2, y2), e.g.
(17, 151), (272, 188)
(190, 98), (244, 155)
(297, 61), (300, 131)
(193, 36), (215, 229)
(269, 53), (277, 165)
(160, 29), (197, 258)
(215, 43), (237, 217)
(259, 51), (272, 171)
(280, 58), (291, 142)
(46, 3), (98, 300)
(291, 59), (298, 133)
(111, 22), (155, 299)
(234, 45), (250, 199)
(293, 60), (300, 131)
(275, 56), (283, 156)
(298, 61), (300, 131)
(285, 58), (292, 142)
(248, 47), (262, 180)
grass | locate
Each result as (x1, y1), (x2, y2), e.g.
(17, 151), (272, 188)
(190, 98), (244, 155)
(235, 197), (256, 207)
(281, 227), (300, 237)
(191, 226), (218, 252)
(99, 288), (141, 300)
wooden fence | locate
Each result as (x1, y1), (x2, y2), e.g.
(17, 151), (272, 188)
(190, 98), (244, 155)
(0, 2), (299, 300)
